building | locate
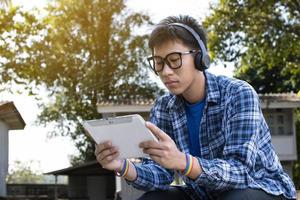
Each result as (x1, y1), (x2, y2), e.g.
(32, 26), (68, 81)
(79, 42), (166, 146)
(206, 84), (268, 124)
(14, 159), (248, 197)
(259, 93), (300, 177)
(0, 101), (26, 198)
(46, 160), (115, 200)
(48, 93), (300, 200)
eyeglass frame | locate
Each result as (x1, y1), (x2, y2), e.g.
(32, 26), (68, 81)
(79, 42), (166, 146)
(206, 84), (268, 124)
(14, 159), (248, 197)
(147, 49), (199, 74)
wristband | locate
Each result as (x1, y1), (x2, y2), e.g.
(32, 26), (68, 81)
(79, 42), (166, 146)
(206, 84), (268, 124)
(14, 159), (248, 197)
(181, 154), (193, 176)
(115, 159), (130, 177)
(186, 155), (194, 176)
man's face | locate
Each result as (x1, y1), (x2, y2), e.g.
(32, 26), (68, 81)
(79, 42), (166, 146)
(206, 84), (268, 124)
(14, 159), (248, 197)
(153, 40), (198, 96)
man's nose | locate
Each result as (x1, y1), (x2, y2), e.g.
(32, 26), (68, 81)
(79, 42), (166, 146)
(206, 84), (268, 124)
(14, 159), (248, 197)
(161, 62), (174, 76)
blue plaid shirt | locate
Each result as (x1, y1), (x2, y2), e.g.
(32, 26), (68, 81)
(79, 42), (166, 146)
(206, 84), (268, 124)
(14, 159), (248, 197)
(128, 72), (296, 199)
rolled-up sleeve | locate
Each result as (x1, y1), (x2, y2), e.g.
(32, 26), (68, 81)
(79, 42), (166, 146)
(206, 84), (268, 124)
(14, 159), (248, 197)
(127, 159), (175, 191)
(187, 84), (263, 190)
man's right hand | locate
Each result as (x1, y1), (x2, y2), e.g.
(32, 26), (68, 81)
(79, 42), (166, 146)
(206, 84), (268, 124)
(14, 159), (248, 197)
(95, 141), (124, 172)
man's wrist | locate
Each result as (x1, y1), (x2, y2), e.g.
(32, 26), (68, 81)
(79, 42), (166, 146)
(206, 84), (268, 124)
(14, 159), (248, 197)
(177, 152), (187, 171)
(116, 159), (125, 172)
(115, 159), (130, 177)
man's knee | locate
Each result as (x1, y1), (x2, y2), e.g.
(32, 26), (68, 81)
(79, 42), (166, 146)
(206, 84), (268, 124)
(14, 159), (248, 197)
(137, 190), (163, 200)
(218, 188), (285, 200)
(137, 190), (178, 200)
(137, 186), (190, 200)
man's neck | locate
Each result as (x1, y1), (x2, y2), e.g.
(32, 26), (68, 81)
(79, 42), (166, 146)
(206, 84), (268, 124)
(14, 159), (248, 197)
(182, 71), (206, 104)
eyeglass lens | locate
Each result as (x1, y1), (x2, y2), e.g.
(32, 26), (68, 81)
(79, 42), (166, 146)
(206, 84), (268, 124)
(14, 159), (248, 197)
(150, 53), (182, 72)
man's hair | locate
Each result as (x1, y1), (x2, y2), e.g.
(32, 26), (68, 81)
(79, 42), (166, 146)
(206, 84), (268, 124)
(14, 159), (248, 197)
(148, 15), (207, 51)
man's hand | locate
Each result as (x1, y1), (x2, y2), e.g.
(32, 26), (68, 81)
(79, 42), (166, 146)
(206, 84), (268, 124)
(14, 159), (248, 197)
(95, 141), (124, 171)
(139, 122), (186, 171)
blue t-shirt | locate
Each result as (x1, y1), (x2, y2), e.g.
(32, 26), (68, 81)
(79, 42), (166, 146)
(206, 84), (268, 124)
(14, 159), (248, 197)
(184, 98), (206, 156)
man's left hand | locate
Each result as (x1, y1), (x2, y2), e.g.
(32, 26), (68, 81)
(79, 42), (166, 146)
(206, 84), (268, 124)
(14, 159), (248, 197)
(139, 122), (186, 171)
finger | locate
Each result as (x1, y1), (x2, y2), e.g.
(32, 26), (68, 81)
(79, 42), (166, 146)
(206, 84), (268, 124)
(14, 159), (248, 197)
(104, 151), (119, 162)
(95, 144), (99, 155)
(97, 150), (119, 165)
(95, 140), (112, 154)
(143, 148), (163, 157)
(145, 122), (171, 141)
(149, 154), (161, 164)
(97, 146), (118, 161)
(101, 151), (120, 165)
(139, 140), (163, 149)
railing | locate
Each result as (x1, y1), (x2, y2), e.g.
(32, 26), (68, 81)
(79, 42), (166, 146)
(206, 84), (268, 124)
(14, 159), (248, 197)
(6, 184), (68, 200)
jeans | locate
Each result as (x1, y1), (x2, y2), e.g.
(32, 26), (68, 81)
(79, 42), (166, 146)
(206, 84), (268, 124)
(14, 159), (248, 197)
(137, 187), (288, 200)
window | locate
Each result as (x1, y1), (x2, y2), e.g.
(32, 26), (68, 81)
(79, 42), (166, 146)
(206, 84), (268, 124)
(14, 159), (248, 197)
(263, 109), (293, 136)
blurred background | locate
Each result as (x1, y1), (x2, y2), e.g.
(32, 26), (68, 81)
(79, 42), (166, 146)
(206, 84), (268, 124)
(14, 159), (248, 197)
(0, 0), (299, 199)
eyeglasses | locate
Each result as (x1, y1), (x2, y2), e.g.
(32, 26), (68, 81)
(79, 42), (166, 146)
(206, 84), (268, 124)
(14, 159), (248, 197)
(147, 49), (198, 73)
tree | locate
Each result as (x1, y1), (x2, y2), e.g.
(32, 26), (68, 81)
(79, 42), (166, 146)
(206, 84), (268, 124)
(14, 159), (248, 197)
(204, 0), (299, 93)
(6, 160), (43, 184)
(0, 0), (162, 165)
(204, 0), (300, 188)
(0, 0), (11, 8)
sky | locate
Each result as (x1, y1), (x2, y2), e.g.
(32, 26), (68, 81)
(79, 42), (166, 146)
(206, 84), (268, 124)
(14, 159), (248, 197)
(5, 0), (234, 173)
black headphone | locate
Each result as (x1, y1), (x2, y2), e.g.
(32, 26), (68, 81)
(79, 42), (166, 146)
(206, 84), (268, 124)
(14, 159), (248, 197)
(169, 23), (210, 71)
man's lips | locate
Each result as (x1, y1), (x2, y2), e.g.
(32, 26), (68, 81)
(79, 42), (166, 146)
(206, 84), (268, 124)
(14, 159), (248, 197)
(164, 80), (179, 87)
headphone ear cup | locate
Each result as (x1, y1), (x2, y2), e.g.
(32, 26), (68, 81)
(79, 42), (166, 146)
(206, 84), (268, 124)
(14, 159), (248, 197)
(194, 52), (203, 71)
(202, 54), (211, 70)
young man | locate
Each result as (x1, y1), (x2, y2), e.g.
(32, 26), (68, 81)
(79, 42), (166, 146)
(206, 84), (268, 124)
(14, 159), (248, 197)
(95, 15), (296, 200)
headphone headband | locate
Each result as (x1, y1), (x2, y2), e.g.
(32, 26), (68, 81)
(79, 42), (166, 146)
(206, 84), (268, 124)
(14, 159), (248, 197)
(169, 23), (210, 70)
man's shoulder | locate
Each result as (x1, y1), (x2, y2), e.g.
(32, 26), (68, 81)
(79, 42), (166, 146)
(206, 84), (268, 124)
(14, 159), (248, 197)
(213, 73), (256, 95)
(206, 72), (258, 103)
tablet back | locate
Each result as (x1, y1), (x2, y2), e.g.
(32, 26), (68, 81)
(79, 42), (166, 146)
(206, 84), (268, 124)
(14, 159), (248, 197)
(83, 114), (157, 158)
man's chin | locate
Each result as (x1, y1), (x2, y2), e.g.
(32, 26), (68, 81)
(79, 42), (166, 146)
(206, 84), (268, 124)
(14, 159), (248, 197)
(167, 88), (183, 96)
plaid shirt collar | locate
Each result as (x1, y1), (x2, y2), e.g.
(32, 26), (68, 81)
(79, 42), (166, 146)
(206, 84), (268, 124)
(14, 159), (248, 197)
(166, 71), (220, 111)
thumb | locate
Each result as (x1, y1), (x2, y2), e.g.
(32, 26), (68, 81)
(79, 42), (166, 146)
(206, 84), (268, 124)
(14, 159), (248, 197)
(145, 121), (170, 141)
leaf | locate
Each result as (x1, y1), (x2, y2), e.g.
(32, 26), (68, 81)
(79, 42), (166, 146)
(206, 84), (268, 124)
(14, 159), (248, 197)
(0, 0), (162, 165)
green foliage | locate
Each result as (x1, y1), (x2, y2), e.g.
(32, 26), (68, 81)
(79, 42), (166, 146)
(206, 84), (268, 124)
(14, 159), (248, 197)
(6, 160), (43, 184)
(204, 0), (300, 188)
(204, 0), (299, 93)
(0, 1), (162, 165)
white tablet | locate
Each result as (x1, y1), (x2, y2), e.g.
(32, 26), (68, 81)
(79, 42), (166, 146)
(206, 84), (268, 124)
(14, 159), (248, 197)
(82, 114), (158, 158)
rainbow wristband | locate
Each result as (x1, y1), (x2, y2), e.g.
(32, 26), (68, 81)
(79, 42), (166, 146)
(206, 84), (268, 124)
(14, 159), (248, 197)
(115, 159), (130, 177)
(186, 155), (194, 176)
(182, 154), (193, 176)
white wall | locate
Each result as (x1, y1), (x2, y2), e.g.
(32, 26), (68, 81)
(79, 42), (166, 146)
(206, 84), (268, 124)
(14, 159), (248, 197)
(0, 120), (9, 197)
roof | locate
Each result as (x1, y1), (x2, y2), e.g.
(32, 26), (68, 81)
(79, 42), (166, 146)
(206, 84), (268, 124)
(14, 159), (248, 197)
(0, 101), (26, 130)
(97, 98), (155, 106)
(97, 98), (154, 113)
(45, 160), (114, 176)
(97, 93), (300, 112)
(259, 93), (300, 108)
(259, 93), (300, 102)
